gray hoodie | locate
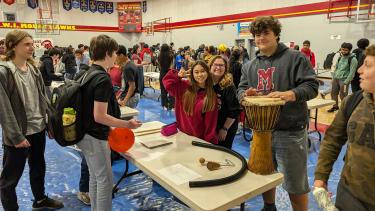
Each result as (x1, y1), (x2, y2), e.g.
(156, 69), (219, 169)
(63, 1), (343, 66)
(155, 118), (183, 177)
(237, 43), (318, 130)
(0, 61), (47, 146)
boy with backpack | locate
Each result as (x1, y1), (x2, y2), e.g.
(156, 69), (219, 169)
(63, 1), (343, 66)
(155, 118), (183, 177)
(328, 42), (358, 112)
(75, 35), (142, 210)
(0, 30), (64, 210)
(314, 44), (375, 211)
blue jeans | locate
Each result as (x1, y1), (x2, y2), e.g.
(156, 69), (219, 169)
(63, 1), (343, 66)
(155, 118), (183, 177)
(272, 129), (310, 195)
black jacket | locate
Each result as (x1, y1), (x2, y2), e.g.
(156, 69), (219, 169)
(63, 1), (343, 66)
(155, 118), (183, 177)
(40, 55), (62, 86)
(62, 53), (77, 74)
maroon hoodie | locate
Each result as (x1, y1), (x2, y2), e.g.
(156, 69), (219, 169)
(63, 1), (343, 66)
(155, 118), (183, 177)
(301, 48), (316, 68)
(163, 69), (218, 144)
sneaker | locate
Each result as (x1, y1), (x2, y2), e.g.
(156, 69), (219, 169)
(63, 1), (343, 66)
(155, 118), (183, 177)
(77, 192), (91, 206)
(327, 107), (339, 113)
(32, 196), (64, 210)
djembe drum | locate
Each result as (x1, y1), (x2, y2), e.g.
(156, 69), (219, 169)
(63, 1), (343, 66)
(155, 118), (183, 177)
(241, 96), (285, 175)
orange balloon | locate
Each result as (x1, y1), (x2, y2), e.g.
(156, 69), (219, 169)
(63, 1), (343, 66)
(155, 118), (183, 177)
(108, 128), (135, 153)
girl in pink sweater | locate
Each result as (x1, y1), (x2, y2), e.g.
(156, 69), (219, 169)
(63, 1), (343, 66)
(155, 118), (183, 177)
(162, 61), (218, 144)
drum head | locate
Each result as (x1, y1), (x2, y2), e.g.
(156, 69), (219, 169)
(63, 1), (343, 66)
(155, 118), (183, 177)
(242, 96), (285, 106)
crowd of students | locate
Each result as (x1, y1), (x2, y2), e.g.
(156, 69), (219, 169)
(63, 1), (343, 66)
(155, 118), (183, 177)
(0, 14), (374, 211)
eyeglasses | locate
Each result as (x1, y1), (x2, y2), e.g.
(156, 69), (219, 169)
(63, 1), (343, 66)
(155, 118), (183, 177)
(213, 63), (225, 68)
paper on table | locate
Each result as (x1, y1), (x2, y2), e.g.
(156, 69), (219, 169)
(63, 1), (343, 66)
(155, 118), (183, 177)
(157, 164), (202, 185)
(141, 151), (165, 162)
(132, 121), (165, 133)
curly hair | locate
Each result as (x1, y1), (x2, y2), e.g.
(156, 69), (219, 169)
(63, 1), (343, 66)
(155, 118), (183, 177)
(365, 44), (375, 57)
(250, 16), (282, 42)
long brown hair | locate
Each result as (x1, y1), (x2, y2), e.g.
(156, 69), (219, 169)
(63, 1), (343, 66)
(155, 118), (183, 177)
(183, 60), (216, 115)
(3, 30), (35, 64)
(209, 55), (233, 90)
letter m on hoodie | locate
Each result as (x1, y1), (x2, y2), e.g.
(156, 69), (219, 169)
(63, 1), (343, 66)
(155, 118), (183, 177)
(257, 67), (275, 92)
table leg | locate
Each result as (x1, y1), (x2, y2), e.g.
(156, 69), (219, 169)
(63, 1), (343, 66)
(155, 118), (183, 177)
(240, 202), (245, 211)
(308, 108), (322, 144)
(314, 108), (322, 142)
(112, 160), (142, 198)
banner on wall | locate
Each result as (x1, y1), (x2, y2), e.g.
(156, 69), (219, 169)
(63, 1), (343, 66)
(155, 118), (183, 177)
(72, 0), (80, 9)
(97, 1), (105, 14)
(80, 0), (88, 12)
(237, 22), (251, 37)
(63, 0), (72, 11)
(27, 0), (38, 9)
(105, 2), (113, 14)
(89, 0), (97, 13)
(118, 2), (142, 33)
(33, 38), (54, 50)
(4, 0), (15, 5)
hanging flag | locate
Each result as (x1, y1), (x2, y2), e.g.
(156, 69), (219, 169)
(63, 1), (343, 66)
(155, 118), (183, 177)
(97, 1), (105, 14)
(27, 0), (38, 9)
(4, 0), (15, 5)
(89, 0), (96, 13)
(72, 0), (79, 9)
(80, 0), (88, 12)
(105, 2), (113, 14)
(62, 0), (72, 11)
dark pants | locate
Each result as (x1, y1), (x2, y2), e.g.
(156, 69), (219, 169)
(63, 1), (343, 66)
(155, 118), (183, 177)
(79, 155), (89, 193)
(0, 130), (46, 211)
(351, 77), (361, 92)
(137, 66), (144, 96)
(331, 78), (349, 108)
(217, 120), (238, 149)
(159, 75), (174, 109)
(336, 179), (375, 211)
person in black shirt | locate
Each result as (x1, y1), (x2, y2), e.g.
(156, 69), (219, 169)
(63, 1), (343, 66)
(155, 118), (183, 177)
(209, 55), (241, 149)
(61, 47), (77, 80)
(229, 48), (242, 89)
(158, 44), (175, 110)
(77, 35), (142, 211)
(117, 45), (139, 108)
(39, 47), (62, 98)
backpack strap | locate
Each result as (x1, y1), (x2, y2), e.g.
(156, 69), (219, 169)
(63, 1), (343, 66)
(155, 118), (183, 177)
(343, 90), (363, 120)
(338, 55), (355, 69)
(80, 69), (106, 87)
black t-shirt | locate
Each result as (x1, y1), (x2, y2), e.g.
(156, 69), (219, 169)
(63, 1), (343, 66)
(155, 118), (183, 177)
(122, 61), (139, 97)
(214, 84), (242, 131)
(82, 64), (120, 140)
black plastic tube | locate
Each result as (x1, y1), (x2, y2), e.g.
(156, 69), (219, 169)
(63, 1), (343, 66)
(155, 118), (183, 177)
(189, 141), (248, 188)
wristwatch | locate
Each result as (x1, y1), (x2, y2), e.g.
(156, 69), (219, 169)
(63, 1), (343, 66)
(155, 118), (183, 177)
(222, 127), (228, 132)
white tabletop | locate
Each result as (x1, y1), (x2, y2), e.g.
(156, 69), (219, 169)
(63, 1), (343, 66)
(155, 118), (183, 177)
(316, 70), (333, 79)
(307, 98), (335, 110)
(120, 106), (139, 118)
(124, 121), (284, 211)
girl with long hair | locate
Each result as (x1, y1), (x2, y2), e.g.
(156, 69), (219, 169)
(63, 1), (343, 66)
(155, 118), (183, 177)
(158, 43), (174, 110)
(209, 55), (241, 149)
(163, 60), (218, 143)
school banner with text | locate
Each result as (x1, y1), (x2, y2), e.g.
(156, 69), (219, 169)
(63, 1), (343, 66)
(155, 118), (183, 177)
(117, 2), (142, 33)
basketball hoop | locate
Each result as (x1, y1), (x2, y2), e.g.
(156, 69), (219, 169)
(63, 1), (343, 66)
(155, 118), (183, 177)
(35, 19), (60, 35)
(145, 21), (154, 36)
